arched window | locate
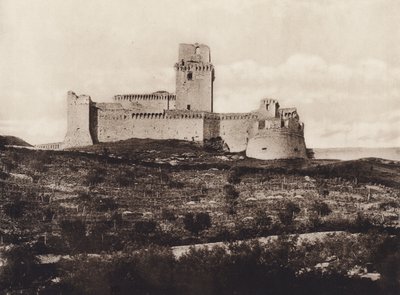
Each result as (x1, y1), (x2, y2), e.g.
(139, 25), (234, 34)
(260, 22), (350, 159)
(195, 47), (200, 55)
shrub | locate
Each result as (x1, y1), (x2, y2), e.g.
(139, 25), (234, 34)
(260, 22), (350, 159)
(96, 197), (118, 212)
(161, 209), (177, 221)
(183, 212), (212, 235)
(85, 168), (106, 186)
(168, 180), (184, 189)
(0, 245), (40, 291)
(226, 205), (237, 215)
(1, 157), (16, 172)
(311, 201), (332, 217)
(59, 219), (87, 251)
(204, 136), (227, 152)
(30, 159), (48, 173)
(3, 200), (27, 219)
(135, 220), (157, 235)
(354, 212), (373, 231)
(0, 170), (9, 180)
(278, 202), (300, 226)
(115, 173), (130, 187)
(286, 201), (300, 215)
(255, 210), (272, 228)
(227, 170), (241, 184)
(379, 200), (399, 210)
(223, 184), (239, 202)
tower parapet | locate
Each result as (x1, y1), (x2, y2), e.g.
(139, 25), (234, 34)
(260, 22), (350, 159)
(258, 98), (280, 118)
(175, 43), (214, 112)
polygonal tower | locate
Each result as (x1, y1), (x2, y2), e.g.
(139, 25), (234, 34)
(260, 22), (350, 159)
(174, 43), (215, 112)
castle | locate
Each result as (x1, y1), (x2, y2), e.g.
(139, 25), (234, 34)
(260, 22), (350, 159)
(39, 43), (307, 160)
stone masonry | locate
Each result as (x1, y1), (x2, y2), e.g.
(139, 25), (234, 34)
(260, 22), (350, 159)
(58, 43), (307, 160)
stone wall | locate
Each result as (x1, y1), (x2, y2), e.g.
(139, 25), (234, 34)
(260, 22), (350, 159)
(95, 109), (204, 143)
(203, 114), (220, 140)
(219, 114), (255, 153)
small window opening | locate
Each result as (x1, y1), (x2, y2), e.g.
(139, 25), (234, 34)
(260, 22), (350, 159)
(262, 147), (267, 151)
(195, 47), (200, 55)
(187, 72), (193, 80)
(266, 104), (270, 111)
(187, 104), (191, 110)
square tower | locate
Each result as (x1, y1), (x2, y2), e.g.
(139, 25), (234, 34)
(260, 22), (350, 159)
(175, 43), (215, 112)
(258, 99), (280, 118)
(63, 91), (94, 148)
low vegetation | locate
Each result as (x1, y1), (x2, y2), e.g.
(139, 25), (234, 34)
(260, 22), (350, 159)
(0, 138), (399, 294)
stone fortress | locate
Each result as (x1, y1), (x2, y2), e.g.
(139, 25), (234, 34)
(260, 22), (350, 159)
(39, 43), (308, 160)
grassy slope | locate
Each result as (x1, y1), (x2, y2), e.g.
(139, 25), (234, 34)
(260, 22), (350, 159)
(0, 139), (399, 249)
(1, 139), (399, 294)
(75, 139), (400, 187)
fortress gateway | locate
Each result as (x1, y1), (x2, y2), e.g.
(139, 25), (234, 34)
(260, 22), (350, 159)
(55, 43), (307, 160)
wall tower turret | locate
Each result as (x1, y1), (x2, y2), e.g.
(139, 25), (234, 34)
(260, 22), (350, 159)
(175, 43), (214, 112)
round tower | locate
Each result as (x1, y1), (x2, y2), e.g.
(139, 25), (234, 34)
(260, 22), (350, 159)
(174, 43), (215, 112)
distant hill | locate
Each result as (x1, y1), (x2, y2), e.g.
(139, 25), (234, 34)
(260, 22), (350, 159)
(313, 147), (400, 162)
(302, 157), (400, 188)
(0, 135), (32, 147)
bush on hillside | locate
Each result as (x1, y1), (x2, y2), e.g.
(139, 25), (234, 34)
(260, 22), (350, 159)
(183, 212), (212, 235)
(311, 201), (332, 217)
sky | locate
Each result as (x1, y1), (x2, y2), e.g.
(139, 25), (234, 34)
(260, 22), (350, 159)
(0, 0), (399, 148)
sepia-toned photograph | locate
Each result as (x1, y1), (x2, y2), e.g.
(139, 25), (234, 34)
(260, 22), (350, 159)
(0, 0), (399, 294)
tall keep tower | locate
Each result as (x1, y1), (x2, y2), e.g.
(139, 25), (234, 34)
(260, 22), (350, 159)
(175, 43), (214, 112)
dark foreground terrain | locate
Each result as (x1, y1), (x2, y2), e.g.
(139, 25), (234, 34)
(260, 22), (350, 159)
(0, 138), (399, 294)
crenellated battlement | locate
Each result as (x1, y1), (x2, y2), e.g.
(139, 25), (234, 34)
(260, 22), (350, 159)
(114, 92), (176, 101)
(279, 108), (299, 119)
(263, 98), (280, 105)
(219, 113), (257, 120)
(36, 142), (62, 150)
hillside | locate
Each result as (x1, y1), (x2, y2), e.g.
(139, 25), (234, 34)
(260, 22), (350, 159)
(0, 135), (32, 147)
(0, 142), (399, 293)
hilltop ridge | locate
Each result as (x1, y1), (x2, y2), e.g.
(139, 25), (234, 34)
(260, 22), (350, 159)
(0, 135), (31, 147)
